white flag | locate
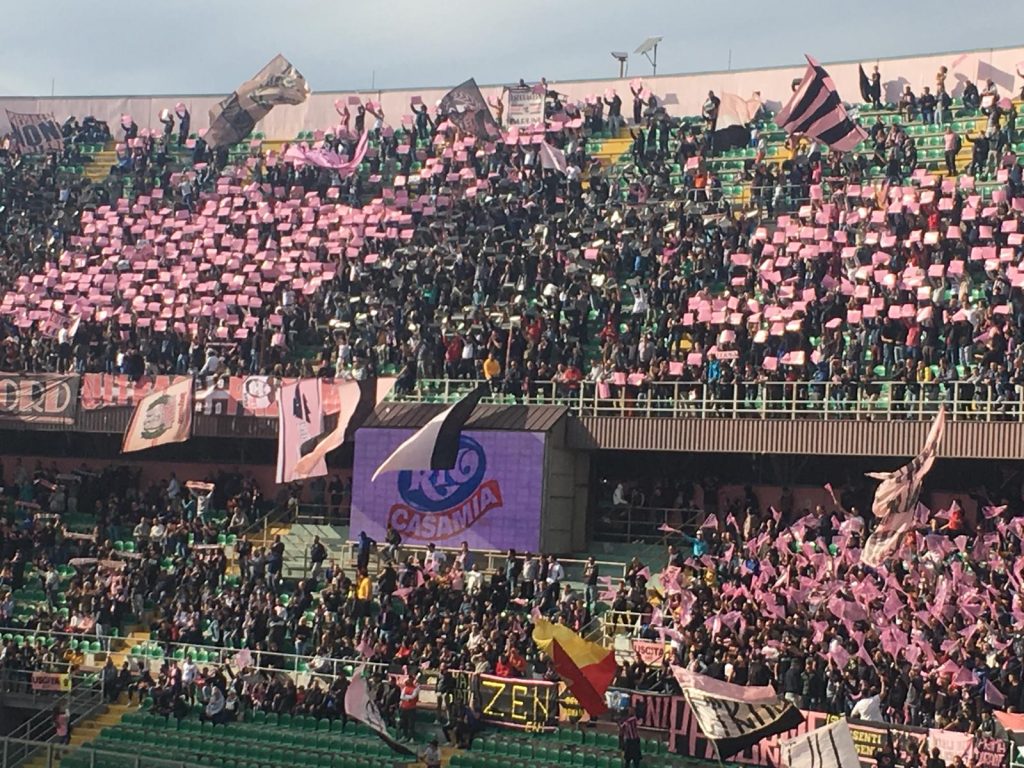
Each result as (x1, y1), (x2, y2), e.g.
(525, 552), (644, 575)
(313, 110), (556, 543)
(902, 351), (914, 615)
(782, 719), (860, 768)
(866, 407), (945, 518)
(121, 377), (193, 453)
(539, 142), (568, 174)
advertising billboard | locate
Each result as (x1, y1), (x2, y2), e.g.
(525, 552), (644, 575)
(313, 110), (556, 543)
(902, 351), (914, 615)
(351, 428), (545, 552)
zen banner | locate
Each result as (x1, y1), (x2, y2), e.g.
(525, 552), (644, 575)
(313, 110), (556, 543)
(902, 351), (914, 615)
(452, 672), (559, 732)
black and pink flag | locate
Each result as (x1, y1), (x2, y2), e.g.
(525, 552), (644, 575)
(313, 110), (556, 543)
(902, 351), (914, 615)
(776, 56), (867, 152)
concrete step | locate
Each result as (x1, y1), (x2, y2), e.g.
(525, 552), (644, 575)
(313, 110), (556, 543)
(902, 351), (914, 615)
(20, 701), (133, 768)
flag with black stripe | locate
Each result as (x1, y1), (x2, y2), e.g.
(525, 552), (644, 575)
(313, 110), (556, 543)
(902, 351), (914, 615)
(781, 719), (860, 768)
(776, 55), (867, 152)
(673, 668), (805, 760)
(293, 377), (396, 479)
(371, 383), (489, 480)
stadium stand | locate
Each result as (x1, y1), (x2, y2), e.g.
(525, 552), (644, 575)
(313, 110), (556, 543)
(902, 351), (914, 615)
(3, 52), (1024, 768)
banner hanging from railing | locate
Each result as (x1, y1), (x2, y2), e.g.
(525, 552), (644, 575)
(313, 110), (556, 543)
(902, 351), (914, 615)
(0, 374), (78, 426)
(31, 671), (71, 692)
(505, 86), (545, 129)
(606, 690), (1009, 768)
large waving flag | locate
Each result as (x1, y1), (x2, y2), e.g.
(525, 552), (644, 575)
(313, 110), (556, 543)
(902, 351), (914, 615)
(371, 383), (489, 481)
(673, 667), (804, 759)
(121, 377), (194, 453)
(293, 377), (395, 478)
(439, 78), (501, 140)
(776, 56), (867, 152)
(343, 666), (415, 756)
(532, 618), (616, 717)
(782, 719), (860, 768)
(717, 93), (762, 129)
(866, 407), (945, 519)
(206, 54), (309, 148)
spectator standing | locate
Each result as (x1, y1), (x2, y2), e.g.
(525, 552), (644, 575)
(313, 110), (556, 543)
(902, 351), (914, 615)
(944, 127), (960, 175)
(619, 706), (642, 768)
(398, 676), (420, 741)
(308, 535), (327, 582)
(583, 556), (599, 612)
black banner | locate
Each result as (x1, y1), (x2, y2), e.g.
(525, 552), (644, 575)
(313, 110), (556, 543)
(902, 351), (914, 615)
(454, 673), (559, 732)
(206, 54), (308, 149)
(439, 78), (501, 140)
(6, 111), (64, 155)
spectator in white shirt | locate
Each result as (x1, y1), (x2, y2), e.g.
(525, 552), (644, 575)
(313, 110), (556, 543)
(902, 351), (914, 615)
(166, 473), (181, 501)
(465, 563), (484, 595)
(546, 555), (565, 585)
(424, 543), (447, 575)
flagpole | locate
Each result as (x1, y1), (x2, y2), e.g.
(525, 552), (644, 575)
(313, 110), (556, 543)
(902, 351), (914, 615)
(711, 739), (726, 768)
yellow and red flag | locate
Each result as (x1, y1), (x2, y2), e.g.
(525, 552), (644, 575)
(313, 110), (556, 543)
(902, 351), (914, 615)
(532, 618), (616, 717)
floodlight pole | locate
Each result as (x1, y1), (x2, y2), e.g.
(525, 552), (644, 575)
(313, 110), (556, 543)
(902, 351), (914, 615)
(645, 42), (658, 77)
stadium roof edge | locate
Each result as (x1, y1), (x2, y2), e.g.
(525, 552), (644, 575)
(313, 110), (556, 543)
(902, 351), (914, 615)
(1, 42), (1016, 101)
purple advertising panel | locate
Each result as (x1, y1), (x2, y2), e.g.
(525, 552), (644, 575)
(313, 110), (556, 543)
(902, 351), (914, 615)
(351, 428), (545, 552)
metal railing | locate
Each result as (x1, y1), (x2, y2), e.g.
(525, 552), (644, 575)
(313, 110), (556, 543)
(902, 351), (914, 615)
(287, 539), (629, 584)
(592, 505), (703, 544)
(395, 378), (1024, 422)
(0, 737), (220, 768)
(2, 670), (104, 768)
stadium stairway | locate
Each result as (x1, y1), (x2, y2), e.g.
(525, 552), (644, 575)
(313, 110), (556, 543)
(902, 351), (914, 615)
(279, 522), (347, 579)
(19, 701), (133, 768)
(84, 147), (116, 182)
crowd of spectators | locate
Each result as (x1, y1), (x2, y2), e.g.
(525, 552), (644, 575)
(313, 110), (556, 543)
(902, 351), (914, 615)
(4, 60), (1024, 742)
(607, 488), (1024, 734)
(0, 65), (1020, 418)
(0, 457), (263, 639)
(6, 445), (1024, 737)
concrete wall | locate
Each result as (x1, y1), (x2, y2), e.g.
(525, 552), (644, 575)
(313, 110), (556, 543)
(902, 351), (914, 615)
(540, 443), (589, 554)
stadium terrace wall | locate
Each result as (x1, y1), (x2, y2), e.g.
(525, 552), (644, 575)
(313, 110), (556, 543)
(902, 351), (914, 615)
(2, 45), (1024, 140)
(2, 454), (281, 492)
(2, 386), (1024, 460)
(570, 415), (1024, 460)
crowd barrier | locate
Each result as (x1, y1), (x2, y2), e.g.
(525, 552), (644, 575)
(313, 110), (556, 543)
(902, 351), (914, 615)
(3, 626), (1010, 768)
(1, 373), (1021, 437)
(401, 378), (1024, 422)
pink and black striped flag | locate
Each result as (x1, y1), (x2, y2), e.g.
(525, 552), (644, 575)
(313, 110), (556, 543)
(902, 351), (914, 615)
(776, 55), (867, 152)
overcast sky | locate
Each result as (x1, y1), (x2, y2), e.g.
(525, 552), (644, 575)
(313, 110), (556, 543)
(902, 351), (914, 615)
(3, 1), (1024, 96)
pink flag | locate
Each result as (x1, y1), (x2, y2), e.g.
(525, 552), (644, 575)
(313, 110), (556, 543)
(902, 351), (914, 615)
(701, 513), (719, 530)
(658, 522), (682, 534)
(985, 679), (1007, 707)
(828, 643), (851, 669)
(952, 666), (978, 687)
(824, 482), (840, 506)
(983, 504), (1008, 519)
(677, 590), (697, 628)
